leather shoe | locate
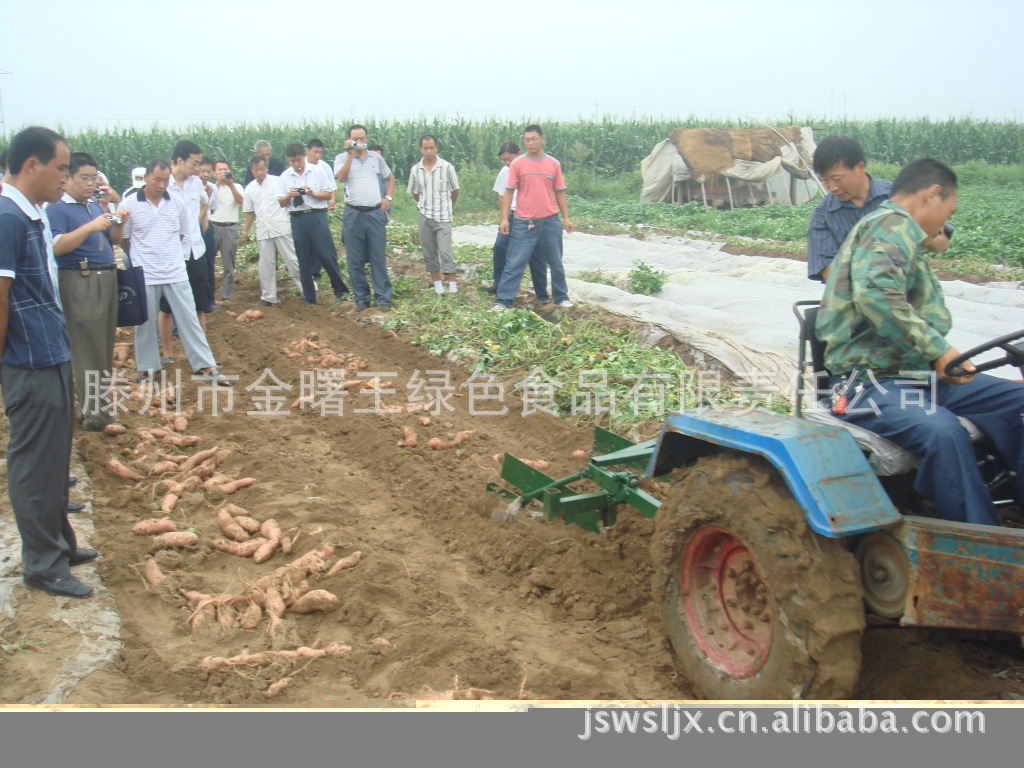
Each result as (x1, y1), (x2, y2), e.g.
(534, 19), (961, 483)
(23, 573), (93, 598)
(67, 501), (86, 513)
(69, 548), (99, 567)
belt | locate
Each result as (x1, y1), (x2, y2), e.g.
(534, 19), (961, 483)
(59, 263), (117, 271)
(348, 204), (381, 212)
(210, 221), (237, 227)
(289, 208), (325, 216)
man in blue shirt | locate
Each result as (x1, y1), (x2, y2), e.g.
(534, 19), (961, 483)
(0, 127), (96, 599)
(807, 136), (950, 282)
(46, 152), (128, 431)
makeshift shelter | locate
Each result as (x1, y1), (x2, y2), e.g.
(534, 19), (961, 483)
(640, 125), (820, 207)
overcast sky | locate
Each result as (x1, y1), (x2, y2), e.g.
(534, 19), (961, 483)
(2, 0), (1021, 134)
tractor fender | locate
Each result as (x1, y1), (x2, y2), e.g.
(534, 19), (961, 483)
(646, 408), (901, 538)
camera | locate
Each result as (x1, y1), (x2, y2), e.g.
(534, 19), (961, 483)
(297, 186), (310, 195)
(95, 187), (106, 198)
(106, 215), (122, 225)
(348, 141), (367, 150)
(224, 171), (233, 180)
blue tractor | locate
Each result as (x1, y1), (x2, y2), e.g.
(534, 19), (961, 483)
(487, 302), (1024, 699)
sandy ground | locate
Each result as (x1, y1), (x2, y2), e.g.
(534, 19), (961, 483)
(1, 270), (1023, 707)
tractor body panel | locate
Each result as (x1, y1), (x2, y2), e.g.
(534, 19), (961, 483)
(896, 516), (1024, 632)
(648, 408), (902, 538)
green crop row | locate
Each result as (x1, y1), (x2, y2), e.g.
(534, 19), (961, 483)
(6, 116), (1022, 195)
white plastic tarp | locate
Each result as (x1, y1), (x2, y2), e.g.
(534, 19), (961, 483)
(454, 225), (1024, 395)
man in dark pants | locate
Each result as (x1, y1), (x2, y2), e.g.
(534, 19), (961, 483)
(334, 125), (394, 311)
(46, 151), (128, 431)
(0, 126), (96, 599)
(277, 142), (348, 305)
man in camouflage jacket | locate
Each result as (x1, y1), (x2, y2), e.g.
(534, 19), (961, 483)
(816, 158), (1024, 526)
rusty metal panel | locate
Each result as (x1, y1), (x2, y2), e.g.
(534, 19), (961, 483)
(896, 516), (1024, 632)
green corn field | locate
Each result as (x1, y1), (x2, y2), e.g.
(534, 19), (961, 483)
(5, 117), (1021, 194)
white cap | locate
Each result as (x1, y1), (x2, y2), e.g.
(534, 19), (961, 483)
(131, 167), (146, 188)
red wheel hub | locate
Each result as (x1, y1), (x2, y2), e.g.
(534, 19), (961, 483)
(680, 525), (772, 678)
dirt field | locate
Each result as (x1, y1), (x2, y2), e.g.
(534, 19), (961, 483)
(2, 272), (1023, 707)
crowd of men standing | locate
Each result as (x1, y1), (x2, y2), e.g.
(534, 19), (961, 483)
(0, 122), (576, 599)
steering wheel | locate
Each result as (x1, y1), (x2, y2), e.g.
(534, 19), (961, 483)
(944, 329), (1024, 378)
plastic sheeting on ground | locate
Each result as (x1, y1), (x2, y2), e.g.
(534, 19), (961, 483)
(455, 225), (1024, 394)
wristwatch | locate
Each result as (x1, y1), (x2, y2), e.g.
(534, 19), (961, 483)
(385, 195), (393, 201)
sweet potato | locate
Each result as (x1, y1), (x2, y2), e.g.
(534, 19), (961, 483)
(152, 531), (198, 548)
(221, 503), (250, 517)
(217, 509), (250, 542)
(326, 550), (363, 577)
(288, 589), (341, 614)
(142, 559), (166, 586)
(219, 477), (255, 494)
(133, 517), (177, 536)
(179, 446), (219, 471)
(106, 458), (143, 481)
(571, 450), (588, 459)
(265, 678), (289, 698)
(239, 600), (262, 630)
(150, 461), (178, 475)
(216, 603), (238, 630)
(398, 426), (418, 448)
(210, 538), (265, 557)
(181, 476), (202, 494)
(234, 516), (262, 534)
(160, 493), (179, 513)
(103, 423), (127, 435)
(418, 416), (431, 426)
(288, 551), (328, 574)
(265, 586), (287, 638)
(282, 580), (310, 606)
(252, 537), (280, 565)
(260, 520), (282, 542)
(312, 543), (336, 561)
(172, 416), (188, 432)
(523, 459), (551, 471)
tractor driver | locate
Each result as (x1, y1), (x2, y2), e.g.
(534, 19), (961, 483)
(815, 158), (1024, 527)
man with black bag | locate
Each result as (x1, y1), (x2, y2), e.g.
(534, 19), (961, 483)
(46, 151), (129, 431)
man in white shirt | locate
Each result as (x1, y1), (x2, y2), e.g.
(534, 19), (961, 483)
(334, 124), (394, 311)
(121, 160), (230, 386)
(164, 140), (211, 350)
(241, 154), (303, 305)
(306, 139), (337, 212)
(209, 159), (244, 303)
(277, 142), (348, 305)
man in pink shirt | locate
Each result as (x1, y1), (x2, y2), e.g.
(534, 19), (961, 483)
(494, 125), (575, 310)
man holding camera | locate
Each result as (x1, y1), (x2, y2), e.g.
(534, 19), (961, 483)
(334, 124), (394, 311)
(46, 152), (128, 431)
(208, 160), (244, 304)
(277, 142), (348, 304)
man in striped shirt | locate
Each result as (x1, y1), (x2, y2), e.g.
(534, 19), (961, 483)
(408, 135), (459, 296)
(807, 136), (950, 282)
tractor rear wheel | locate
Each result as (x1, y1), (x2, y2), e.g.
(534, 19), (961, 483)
(652, 453), (864, 699)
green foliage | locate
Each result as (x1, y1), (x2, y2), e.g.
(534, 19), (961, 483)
(576, 269), (617, 287)
(13, 116), (1024, 200)
(628, 260), (667, 295)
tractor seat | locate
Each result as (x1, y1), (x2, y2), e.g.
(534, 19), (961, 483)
(795, 301), (987, 477)
(803, 405), (984, 476)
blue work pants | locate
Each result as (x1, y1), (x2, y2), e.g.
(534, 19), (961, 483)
(493, 229), (548, 300)
(495, 214), (568, 307)
(835, 373), (1024, 526)
(342, 206), (392, 308)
